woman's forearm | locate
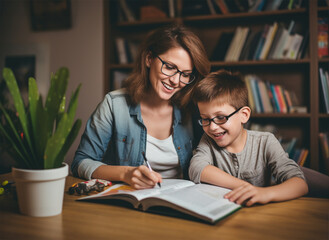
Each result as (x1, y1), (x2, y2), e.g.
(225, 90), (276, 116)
(91, 165), (132, 182)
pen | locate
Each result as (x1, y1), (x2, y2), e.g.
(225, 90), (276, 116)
(142, 152), (161, 188)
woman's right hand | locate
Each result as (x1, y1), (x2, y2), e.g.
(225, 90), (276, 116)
(124, 165), (162, 189)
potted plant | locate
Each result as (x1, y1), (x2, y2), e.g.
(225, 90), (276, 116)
(0, 67), (81, 217)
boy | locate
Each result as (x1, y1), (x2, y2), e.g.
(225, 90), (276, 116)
(189, 70), (308, 206)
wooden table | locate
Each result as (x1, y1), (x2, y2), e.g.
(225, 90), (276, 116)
(0, 175), (328, 240)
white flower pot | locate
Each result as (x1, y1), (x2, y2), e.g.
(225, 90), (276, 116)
(12, 163), (68, 217)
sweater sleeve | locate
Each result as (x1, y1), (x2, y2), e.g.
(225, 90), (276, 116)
(189, 134), (215, 183)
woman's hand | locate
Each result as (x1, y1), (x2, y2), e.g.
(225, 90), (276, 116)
(224, 182), (272, 207)
(124, 165), (162, 190)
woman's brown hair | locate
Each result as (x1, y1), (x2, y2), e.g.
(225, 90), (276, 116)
(124, 24), (210, 108)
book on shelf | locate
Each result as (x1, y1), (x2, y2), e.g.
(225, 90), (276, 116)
(248, 0), (267, 12)
(318, 17), (329, 58)
(232, 27), (250, 61)
(118, 0), (136, 22)
(250, 76), (264, 113)
(270, 84), (281, 113)
(211, 31), (235, 61)
(266, 81), (279, 112)
(264, 0), (284, 11)
(253, 24), (270, 60)
(224, 27), (242, 61)
(225, 27), (249, 61)
(285, 137), (297, 158)
(319, 67), (329, 113)
(112, 70), (129, 90)
(207, 0), (217, 14)
(280, 137), (297, 158)
(245, 74), (303, 113)
(296, 30), (309, 59)
(284, 33), (304, 60)
(297, 149), (309, 166)
(259, 22), (279, 60)
(168, 0), (175, 18)
(77, 179), (241, 224)
(279, 33), (295, 59)
(115, 37), (129, 64)
(246, 30), (263, 60)
(115, 37), (139, 64)
(271, 20), (295, 59)
(127, 40), (139, 63)
(267, 23), (285, 59)
(245, 75), (269, 113)
(213, 0), (229, 14)
(239, 29), (259, 61)
(275, 85), (288, 113)
(258, 80), (273, 113)
(319, 132), (329, 173)
(278, 0), (303, 10)
(245, 75), (256, 112)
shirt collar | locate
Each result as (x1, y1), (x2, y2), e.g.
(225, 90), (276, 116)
(129, 103), (182, 126)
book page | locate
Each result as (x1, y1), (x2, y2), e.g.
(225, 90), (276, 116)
(79, 179), (195, 202)
(142, 183), (240, 223)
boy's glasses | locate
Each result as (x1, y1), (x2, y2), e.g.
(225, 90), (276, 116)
(198, 107), (243, 126)
(156, 55), (195, 84)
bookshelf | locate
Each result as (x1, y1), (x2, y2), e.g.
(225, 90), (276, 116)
(104, 0), (329, 175)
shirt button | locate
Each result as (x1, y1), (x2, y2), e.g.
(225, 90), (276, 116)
(177, 147), (181, 150)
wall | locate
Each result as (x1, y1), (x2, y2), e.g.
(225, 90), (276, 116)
(0, 0), (104, 169)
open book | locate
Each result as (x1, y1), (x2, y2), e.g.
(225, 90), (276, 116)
(78, 179), (241, 224)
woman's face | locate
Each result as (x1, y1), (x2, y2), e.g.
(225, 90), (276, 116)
(147, 47), (193, 101)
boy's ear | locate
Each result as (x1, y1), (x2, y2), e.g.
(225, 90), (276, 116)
(240, 106), (251, 124)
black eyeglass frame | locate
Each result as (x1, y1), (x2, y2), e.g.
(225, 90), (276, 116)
(198, 107), (243, 126)
(156, 55), (195, 84)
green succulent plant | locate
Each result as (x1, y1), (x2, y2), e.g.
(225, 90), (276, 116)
(0, 67), (81, 169)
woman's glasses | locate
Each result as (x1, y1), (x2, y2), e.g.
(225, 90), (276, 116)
(156, 55), (195, 84)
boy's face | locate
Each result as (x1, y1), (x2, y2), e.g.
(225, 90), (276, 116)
(197, 101), (250, 153)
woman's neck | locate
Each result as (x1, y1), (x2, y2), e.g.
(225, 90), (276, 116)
(141, 88), (172, 110)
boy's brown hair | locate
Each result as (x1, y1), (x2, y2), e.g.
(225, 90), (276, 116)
(193, 69), (248, 110)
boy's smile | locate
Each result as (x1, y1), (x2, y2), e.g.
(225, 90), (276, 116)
(198, 101), (249, 153)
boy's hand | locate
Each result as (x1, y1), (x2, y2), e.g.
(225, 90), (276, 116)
(224, 182), (272, 207)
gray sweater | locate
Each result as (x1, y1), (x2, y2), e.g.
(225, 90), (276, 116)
(189, 130), (305, 186)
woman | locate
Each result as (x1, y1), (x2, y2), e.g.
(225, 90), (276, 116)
(71, 24), (210, 189)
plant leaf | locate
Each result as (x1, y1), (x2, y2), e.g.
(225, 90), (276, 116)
(53, 119), (81, 168)
(34, 97), (49, 168)
(56, 96), (66, 128)
(44, 82), (81, 168)
(2, 68), (36, 162)
(28, 77), (39, 161)
(44, 113), (69, 169)
(45, 67), (68, 135)
(0, 111), (32, 169)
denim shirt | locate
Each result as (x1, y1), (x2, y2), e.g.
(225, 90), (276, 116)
(71, 89), (194, 180)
